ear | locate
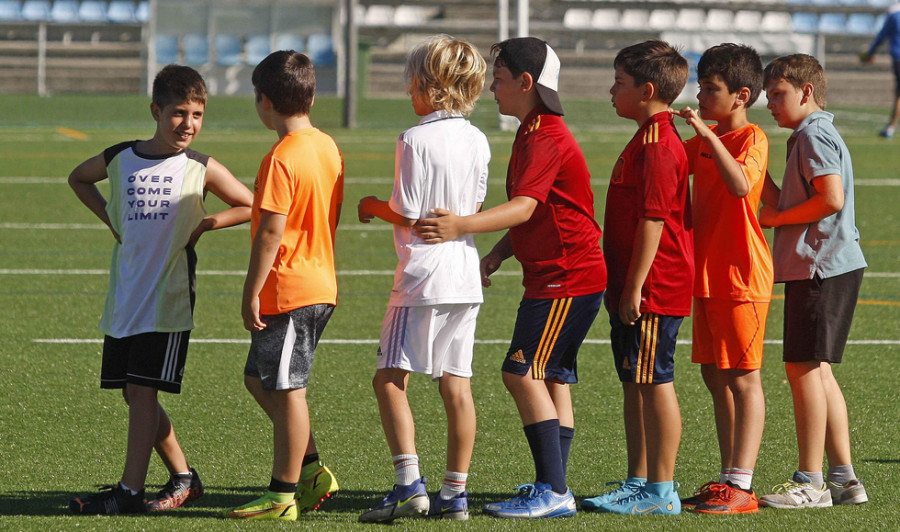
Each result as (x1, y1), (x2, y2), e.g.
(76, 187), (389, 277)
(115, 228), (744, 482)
(310, 94), (315, 108)
(801, 82), (814, 104)
(150, 102), (161, 121)
(734, 87), (752, 109)
(259, 92), (273, 111)
(519, 71), (535, 93)
(640, 81), (656, 102)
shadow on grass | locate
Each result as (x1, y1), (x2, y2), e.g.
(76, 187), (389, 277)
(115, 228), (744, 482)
(0, 486), (529, 518)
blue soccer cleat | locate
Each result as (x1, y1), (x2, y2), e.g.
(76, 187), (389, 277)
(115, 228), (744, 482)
(597, 485), (681, 515)
(581, 478), (646, 511)
(426, 491), (469, 520)
(488, 482), (576, 519)
(358, 477), (429, 523)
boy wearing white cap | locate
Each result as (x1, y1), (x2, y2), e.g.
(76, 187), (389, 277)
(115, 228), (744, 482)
(416, 37), (607, 519)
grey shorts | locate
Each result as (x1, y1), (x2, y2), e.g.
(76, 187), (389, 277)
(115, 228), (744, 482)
(244, 304), (334, 391)
(783, 268), (864, 364)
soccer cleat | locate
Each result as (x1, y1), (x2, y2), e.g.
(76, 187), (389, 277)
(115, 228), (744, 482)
(69, 483), (147, 515)
(596, 485), (681, 515)
(582, 478), (646, 511)
(489, 482), (576, 519)
(146, 468), (204, 511)
(880, 126), (895, 139)
(680, 481), (723, 508)
(358, 477), (429, 523)
(226, 493), (298, 520)
(426, 491), (469, 520)
(759, 471), (832, 509)
(296, 463), (339, 513)
(827, 478), (868, 505)
(693, 482), (759, 514)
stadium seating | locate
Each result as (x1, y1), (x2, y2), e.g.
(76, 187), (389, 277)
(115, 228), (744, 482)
(761, 11), (793, 32)
(0, 0), (22, 21)
(50, 0), (78, 22)
(135, 0), (147, 23)
(847, 13), (877, 34)
(676, 9), (707, 32)
(21, 0), (51, 21)
(214, 34), (242, 66)
(245, 34), (270, 65)
(563, 8), (592, 29)
(183, 33), (208, 65)
(393, 5), (435, 26)
(364, 4), (393, 26)
(106, 0), (136, 23)
(792, 12), (819, 33)
(307, 33), (334, 66)
(275, 33), (305, 53)
(732, 10), (762, 32)
(77, 0), (106, 22)
(591, 8), (619, 31)
(619, 9), (650, 31)
(155, 34), (179, 65)
(705, 9), (734, 32)
(649, 9), (677, 31)
(818, 13), (847, 34)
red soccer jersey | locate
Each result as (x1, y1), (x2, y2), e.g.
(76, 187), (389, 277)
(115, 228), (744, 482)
(603, 111), (693, 316)
(507, 105), (607, 299)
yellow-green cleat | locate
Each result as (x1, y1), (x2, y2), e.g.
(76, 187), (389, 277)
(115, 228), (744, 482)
(226, 492), (298, 520)
(296, 462), (340, 513)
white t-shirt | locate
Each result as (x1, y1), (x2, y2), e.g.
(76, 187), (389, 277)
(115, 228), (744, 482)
(387, 111), (490, 306)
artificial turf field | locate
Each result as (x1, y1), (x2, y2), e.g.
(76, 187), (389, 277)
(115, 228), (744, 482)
(0, 93), (899, 531)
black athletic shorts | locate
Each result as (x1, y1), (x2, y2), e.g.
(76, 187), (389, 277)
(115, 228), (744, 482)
(783, 268), (864, 364)
(101, 331), (191, 393)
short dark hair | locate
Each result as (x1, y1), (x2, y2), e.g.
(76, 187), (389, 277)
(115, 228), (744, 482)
(490, 36), (546, 79)
(614, 40), (689, 105)
(697, 43), (763, 107)
(251, 50), (316, 117)
(152, 64), (207, 108)
(764, 54), (827, 109)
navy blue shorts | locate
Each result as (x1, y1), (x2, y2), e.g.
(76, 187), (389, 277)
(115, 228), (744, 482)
(610, 312), (684, 384)
(501, 291), (604, 383)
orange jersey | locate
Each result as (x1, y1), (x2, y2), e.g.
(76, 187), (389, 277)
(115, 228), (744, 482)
(251, 128), (344, 314)
(686, 123), (773, 301)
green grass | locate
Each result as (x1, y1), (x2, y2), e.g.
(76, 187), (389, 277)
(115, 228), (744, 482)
(1, 94), (900, 530)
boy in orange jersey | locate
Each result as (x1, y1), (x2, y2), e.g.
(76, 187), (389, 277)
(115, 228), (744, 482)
(673, 43), (773, 514)
(227, 50), (344, 521)
(581, 40), (692, 516)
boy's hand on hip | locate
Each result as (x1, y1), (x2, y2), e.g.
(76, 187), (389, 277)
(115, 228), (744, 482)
(415, 209), (460, 243)
(242, 296), (266, 331)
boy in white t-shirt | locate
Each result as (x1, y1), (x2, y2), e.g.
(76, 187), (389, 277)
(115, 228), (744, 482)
(357, 35), (489, 523)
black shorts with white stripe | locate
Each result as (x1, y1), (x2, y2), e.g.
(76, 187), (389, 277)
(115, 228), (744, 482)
(101, 331), (191, 394)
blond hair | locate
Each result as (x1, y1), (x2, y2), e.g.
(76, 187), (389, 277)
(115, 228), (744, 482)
(405, 35), (486, 115)
(764, 54), (827, 109)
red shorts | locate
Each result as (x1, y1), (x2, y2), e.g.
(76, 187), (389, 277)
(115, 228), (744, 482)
(691, 298), (769, 370)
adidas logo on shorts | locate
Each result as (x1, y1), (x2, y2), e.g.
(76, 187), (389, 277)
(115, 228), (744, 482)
(508, 350), (527, 364)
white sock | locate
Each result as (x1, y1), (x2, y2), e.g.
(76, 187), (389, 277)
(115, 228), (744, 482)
(440, 470), (468, 499)
(726, 468), (754, 491)
(118, 482), (139, 495)
(392, 454), (420, 486)
(719, 470), (729, 484)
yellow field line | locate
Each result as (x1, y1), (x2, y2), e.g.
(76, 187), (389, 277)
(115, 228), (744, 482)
(56, 127), (88, 140)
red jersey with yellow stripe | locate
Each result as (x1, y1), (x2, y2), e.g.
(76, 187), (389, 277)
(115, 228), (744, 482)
(507, 105), (607, 299)
(685, 123), (773, 301)
(603, 111), (693, 316)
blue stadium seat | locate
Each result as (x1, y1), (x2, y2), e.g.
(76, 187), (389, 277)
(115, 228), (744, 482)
(21, 0), (51, 21)
(50, 0), (77, 22)
(0, 0), (22, 21)
(847, 13), (877, 34)
(107, 0), (136, 23)
(306, 33), (335, 66)
(818, 13), (846, 34)
(183, 33), (209, 66)
(77, 0), (106, 22)
(155, 34), (178, 65)
(135, 0), (148, 23)
(275, 33), (305, 53)
(792, 12), (819, 33)
(214, 34), (242, 66)
(245, 34), (271, 65)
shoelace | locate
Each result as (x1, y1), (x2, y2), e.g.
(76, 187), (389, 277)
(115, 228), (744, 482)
(615, 490), (650, 505)
(691, 481), (719, 497)
(511, 484), (540, 501)
(771, 480), (808, 494)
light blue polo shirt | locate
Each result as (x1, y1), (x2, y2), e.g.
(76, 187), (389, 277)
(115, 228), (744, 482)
(773, 111), (867, 282)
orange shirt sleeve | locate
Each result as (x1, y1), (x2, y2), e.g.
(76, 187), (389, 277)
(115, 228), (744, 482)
(258, 155), (294, 215)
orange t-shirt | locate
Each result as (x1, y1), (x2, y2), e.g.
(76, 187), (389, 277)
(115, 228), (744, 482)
(251, 127), (344, 314)
(686, 123), (773, 301)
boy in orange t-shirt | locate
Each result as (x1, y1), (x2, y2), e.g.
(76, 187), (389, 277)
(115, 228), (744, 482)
(674, 44), (773, 514)
(227, 51), (344, 521)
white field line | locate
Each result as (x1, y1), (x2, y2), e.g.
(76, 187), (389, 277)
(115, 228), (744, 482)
(0, 268), (524, 277)
(0, 222), (394, 231)
(4, 176), (900, 186)
(32, 338), (900, 346)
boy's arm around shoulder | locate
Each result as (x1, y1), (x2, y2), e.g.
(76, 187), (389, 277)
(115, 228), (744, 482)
(414, 196), (538, 243)
(68, 154), (120, 243)
(190, 158), (253, 247)
(759, 174), (843, 228)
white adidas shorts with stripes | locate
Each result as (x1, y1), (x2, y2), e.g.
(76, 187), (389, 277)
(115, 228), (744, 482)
(376, 304), (480, 380)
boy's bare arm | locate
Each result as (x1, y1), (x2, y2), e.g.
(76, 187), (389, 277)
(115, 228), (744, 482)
(415, 196), (538, 243)
(190, 158), (253, 246)
(481, 232), (514, 287)
(357, 196), (416, 226)
(68, 154), (120, 243)
(620, 218), (664, 325)
(242, 210), (287, 331)
(676, 107), (749, 197)
(761, 171), (781, 208)
(759, 174), (843, 228)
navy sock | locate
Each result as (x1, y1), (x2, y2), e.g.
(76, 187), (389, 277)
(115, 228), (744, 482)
(523, 419), (566, 494)
(268, 477), (298, 494)
(302, 453), (320, 467)
(559, 426), (575, 478)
